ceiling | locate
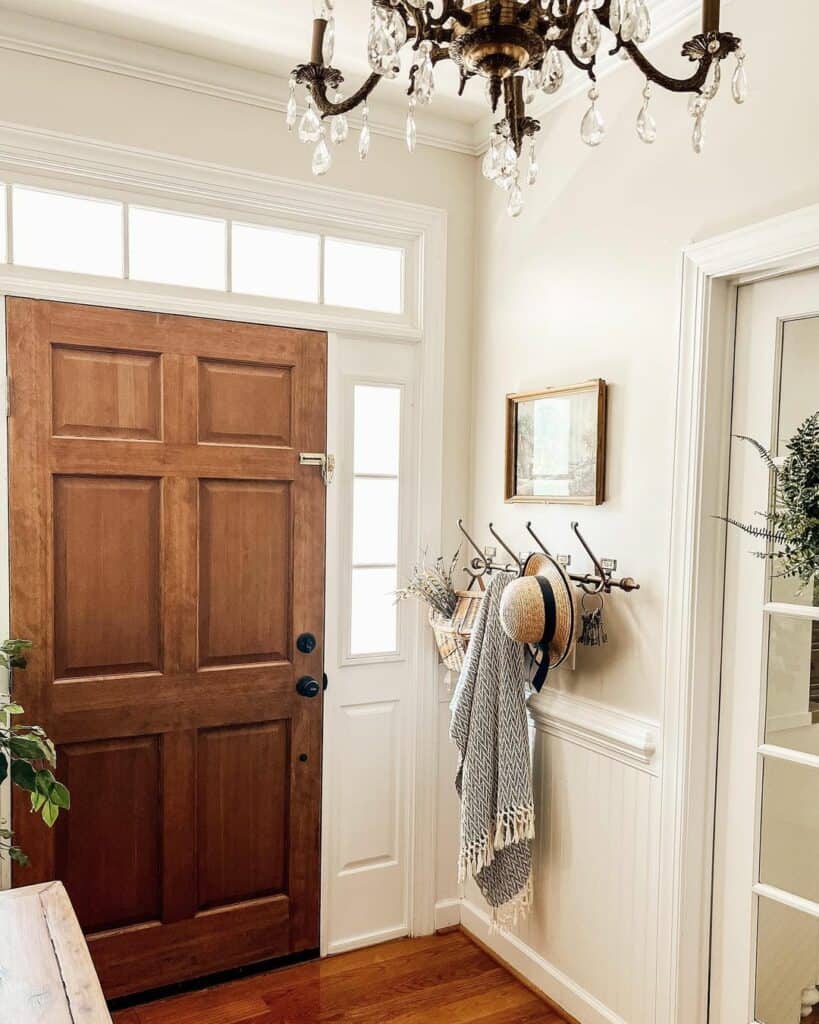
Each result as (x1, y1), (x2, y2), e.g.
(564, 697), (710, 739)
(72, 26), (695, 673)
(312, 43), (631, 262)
(0, 0), (485, 122)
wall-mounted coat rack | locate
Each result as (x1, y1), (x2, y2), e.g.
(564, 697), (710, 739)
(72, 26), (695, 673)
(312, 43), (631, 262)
(457, 519), (640, 596)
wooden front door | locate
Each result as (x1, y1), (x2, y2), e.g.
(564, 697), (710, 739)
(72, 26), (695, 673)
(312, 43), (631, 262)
(7, 299), (326, 999)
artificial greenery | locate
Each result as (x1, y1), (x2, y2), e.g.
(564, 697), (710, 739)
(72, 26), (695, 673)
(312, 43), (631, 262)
(721, 411), (819, 584)
(0, 639), (70, 866)
(397, 550), (460, 618)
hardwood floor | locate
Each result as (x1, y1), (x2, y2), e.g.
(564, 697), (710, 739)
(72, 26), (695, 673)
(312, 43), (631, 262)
(112, 931), (568, 1024)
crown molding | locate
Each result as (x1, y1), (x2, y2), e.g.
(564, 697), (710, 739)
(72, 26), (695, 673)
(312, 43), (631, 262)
(528, 688), (660, 775)
(0, 8), (480, 157)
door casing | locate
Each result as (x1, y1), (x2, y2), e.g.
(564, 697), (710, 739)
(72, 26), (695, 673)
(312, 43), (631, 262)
(658, 204), (819, 1024)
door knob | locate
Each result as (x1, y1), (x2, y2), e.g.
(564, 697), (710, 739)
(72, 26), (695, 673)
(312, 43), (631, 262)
(296, 632), (317, 654)
(296, 676), (321, 699)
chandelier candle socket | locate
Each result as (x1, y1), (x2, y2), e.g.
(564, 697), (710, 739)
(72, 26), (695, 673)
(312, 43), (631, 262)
(291, 0), (746, 217)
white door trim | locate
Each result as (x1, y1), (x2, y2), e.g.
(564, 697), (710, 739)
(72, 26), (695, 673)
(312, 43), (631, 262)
(0, 123), (448, 947)
(657, 201), (819, 1024)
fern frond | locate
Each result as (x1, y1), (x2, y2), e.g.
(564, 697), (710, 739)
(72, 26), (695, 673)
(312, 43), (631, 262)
(714, 514), (786, 544)
(734, 434), (780, 475)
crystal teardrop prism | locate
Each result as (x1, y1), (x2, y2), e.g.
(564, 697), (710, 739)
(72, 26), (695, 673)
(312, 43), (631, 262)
(634, 1), (651, 44)
(692, 113), (705, 154)
(359, 108), (371, 160)
(572, 9), (602, 60)
(367, 6), (406, 78)
(620, 0), (638, 42)
(482, 135), (502, 181)
(732, 59), (749, 104)
(298, 101), (322, 144)
(702, 59), (721, 100)
(495, 140), (518, 191)
(581, 89), (605, 147)
(609, 0), (621, 36)
(636, 103), (656, 143)
(636, 82), (656, 143)
(286, 83), (298, 132)
(523, 69), (537, 105)
(312, 132), (332, 176)
(527, 144), (539, 187)
(542, 46), (565, 94)
(508, 181), (524, 218)
(406, 99), (417, 152)
(414, 41), (436, 105)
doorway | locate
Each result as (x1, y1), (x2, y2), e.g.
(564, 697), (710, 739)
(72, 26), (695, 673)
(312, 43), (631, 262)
(710, 269), (819, 1023)
(7, 298), (327, 999)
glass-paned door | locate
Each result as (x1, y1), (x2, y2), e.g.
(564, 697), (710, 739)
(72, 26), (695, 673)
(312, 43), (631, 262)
(710, 269), (819, 1024)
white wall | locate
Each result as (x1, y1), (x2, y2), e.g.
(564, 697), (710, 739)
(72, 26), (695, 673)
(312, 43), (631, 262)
(459, 0), (819, 1020)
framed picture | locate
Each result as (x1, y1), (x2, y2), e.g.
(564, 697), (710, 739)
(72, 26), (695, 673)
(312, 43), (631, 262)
(505, 379), (607, 505)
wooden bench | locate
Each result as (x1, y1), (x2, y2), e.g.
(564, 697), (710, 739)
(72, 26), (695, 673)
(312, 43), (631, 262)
(0, 881), (111, 1022)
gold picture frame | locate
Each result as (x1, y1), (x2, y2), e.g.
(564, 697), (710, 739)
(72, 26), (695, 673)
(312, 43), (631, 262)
(505, 379), (607, 506)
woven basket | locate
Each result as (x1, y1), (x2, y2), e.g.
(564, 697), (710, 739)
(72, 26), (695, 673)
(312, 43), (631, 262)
(429, 587), (485, 673)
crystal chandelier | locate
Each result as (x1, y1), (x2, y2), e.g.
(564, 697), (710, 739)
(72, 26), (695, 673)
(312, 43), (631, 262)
(289, 0), (747, 217)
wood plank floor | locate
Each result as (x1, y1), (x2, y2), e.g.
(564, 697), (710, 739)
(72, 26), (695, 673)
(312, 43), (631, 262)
(112, 931), (568, 1024)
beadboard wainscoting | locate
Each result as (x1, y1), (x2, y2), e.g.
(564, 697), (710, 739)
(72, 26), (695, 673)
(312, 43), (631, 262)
(460, 689), (661, 1024)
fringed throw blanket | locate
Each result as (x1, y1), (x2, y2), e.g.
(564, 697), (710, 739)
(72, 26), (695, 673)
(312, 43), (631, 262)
(449, 572), (534, 930)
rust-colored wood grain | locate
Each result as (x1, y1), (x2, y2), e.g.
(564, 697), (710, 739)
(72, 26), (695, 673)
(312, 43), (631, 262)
(7, 299), (327, 999)
(112, 932), (567, 1024)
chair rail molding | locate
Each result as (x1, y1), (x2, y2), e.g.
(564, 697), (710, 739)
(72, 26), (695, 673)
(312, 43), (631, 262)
(658, 201), (819, 1024)
(528, 688), (659, 776)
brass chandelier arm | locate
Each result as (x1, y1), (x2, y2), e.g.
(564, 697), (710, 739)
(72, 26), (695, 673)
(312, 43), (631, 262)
(620, 40), (713, 94)
(300, 68), (386, 118)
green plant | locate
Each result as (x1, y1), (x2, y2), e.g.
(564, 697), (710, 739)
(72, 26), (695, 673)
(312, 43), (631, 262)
(0, 639), (69, 866)
(720, 411), (819, 585)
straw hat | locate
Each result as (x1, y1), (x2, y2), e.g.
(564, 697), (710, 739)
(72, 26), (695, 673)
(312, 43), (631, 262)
(499, 552), (577, 690)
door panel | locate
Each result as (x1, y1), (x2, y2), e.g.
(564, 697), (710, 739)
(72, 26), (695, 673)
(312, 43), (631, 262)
(8, 298), (327, 998)
(54, 475), (162, 678)
(57, 736), (162, 933)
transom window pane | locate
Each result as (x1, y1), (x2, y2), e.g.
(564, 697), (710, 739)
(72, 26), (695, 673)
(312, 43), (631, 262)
(349, 384), (402, 658)
(231, 222), (320, 304)
(129, 206), (226, 290)
(13, 186), (123, 277)
(324, 238), (404, 314)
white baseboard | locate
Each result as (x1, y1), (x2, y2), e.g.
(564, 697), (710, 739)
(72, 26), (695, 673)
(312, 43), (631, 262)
(434, 898), (461, 931)
(460, 899), (627, 1024)
(326, 924), (409, 956)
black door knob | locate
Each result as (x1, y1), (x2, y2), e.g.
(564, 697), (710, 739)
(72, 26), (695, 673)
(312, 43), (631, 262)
(296, 676), (321, 699)
(297, 633), (317, 654)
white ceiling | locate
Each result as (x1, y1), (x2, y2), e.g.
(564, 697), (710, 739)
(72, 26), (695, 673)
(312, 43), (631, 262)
(0, 0), (484, 122)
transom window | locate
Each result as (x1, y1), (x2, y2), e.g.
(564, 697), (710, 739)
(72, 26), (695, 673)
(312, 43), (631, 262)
(3, 184), (407, 316)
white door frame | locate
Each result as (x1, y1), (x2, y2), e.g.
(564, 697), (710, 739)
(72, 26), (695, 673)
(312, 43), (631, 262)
(0, 122), (448, 944)
(658, 201), (819, 1024)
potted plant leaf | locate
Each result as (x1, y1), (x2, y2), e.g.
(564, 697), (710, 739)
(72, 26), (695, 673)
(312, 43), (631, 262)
(0, 638), (70, 866)
(719, 411), (819, 586)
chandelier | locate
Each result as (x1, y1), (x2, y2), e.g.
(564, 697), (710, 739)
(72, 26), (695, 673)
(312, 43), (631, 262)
(289, 1), (747, 217)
